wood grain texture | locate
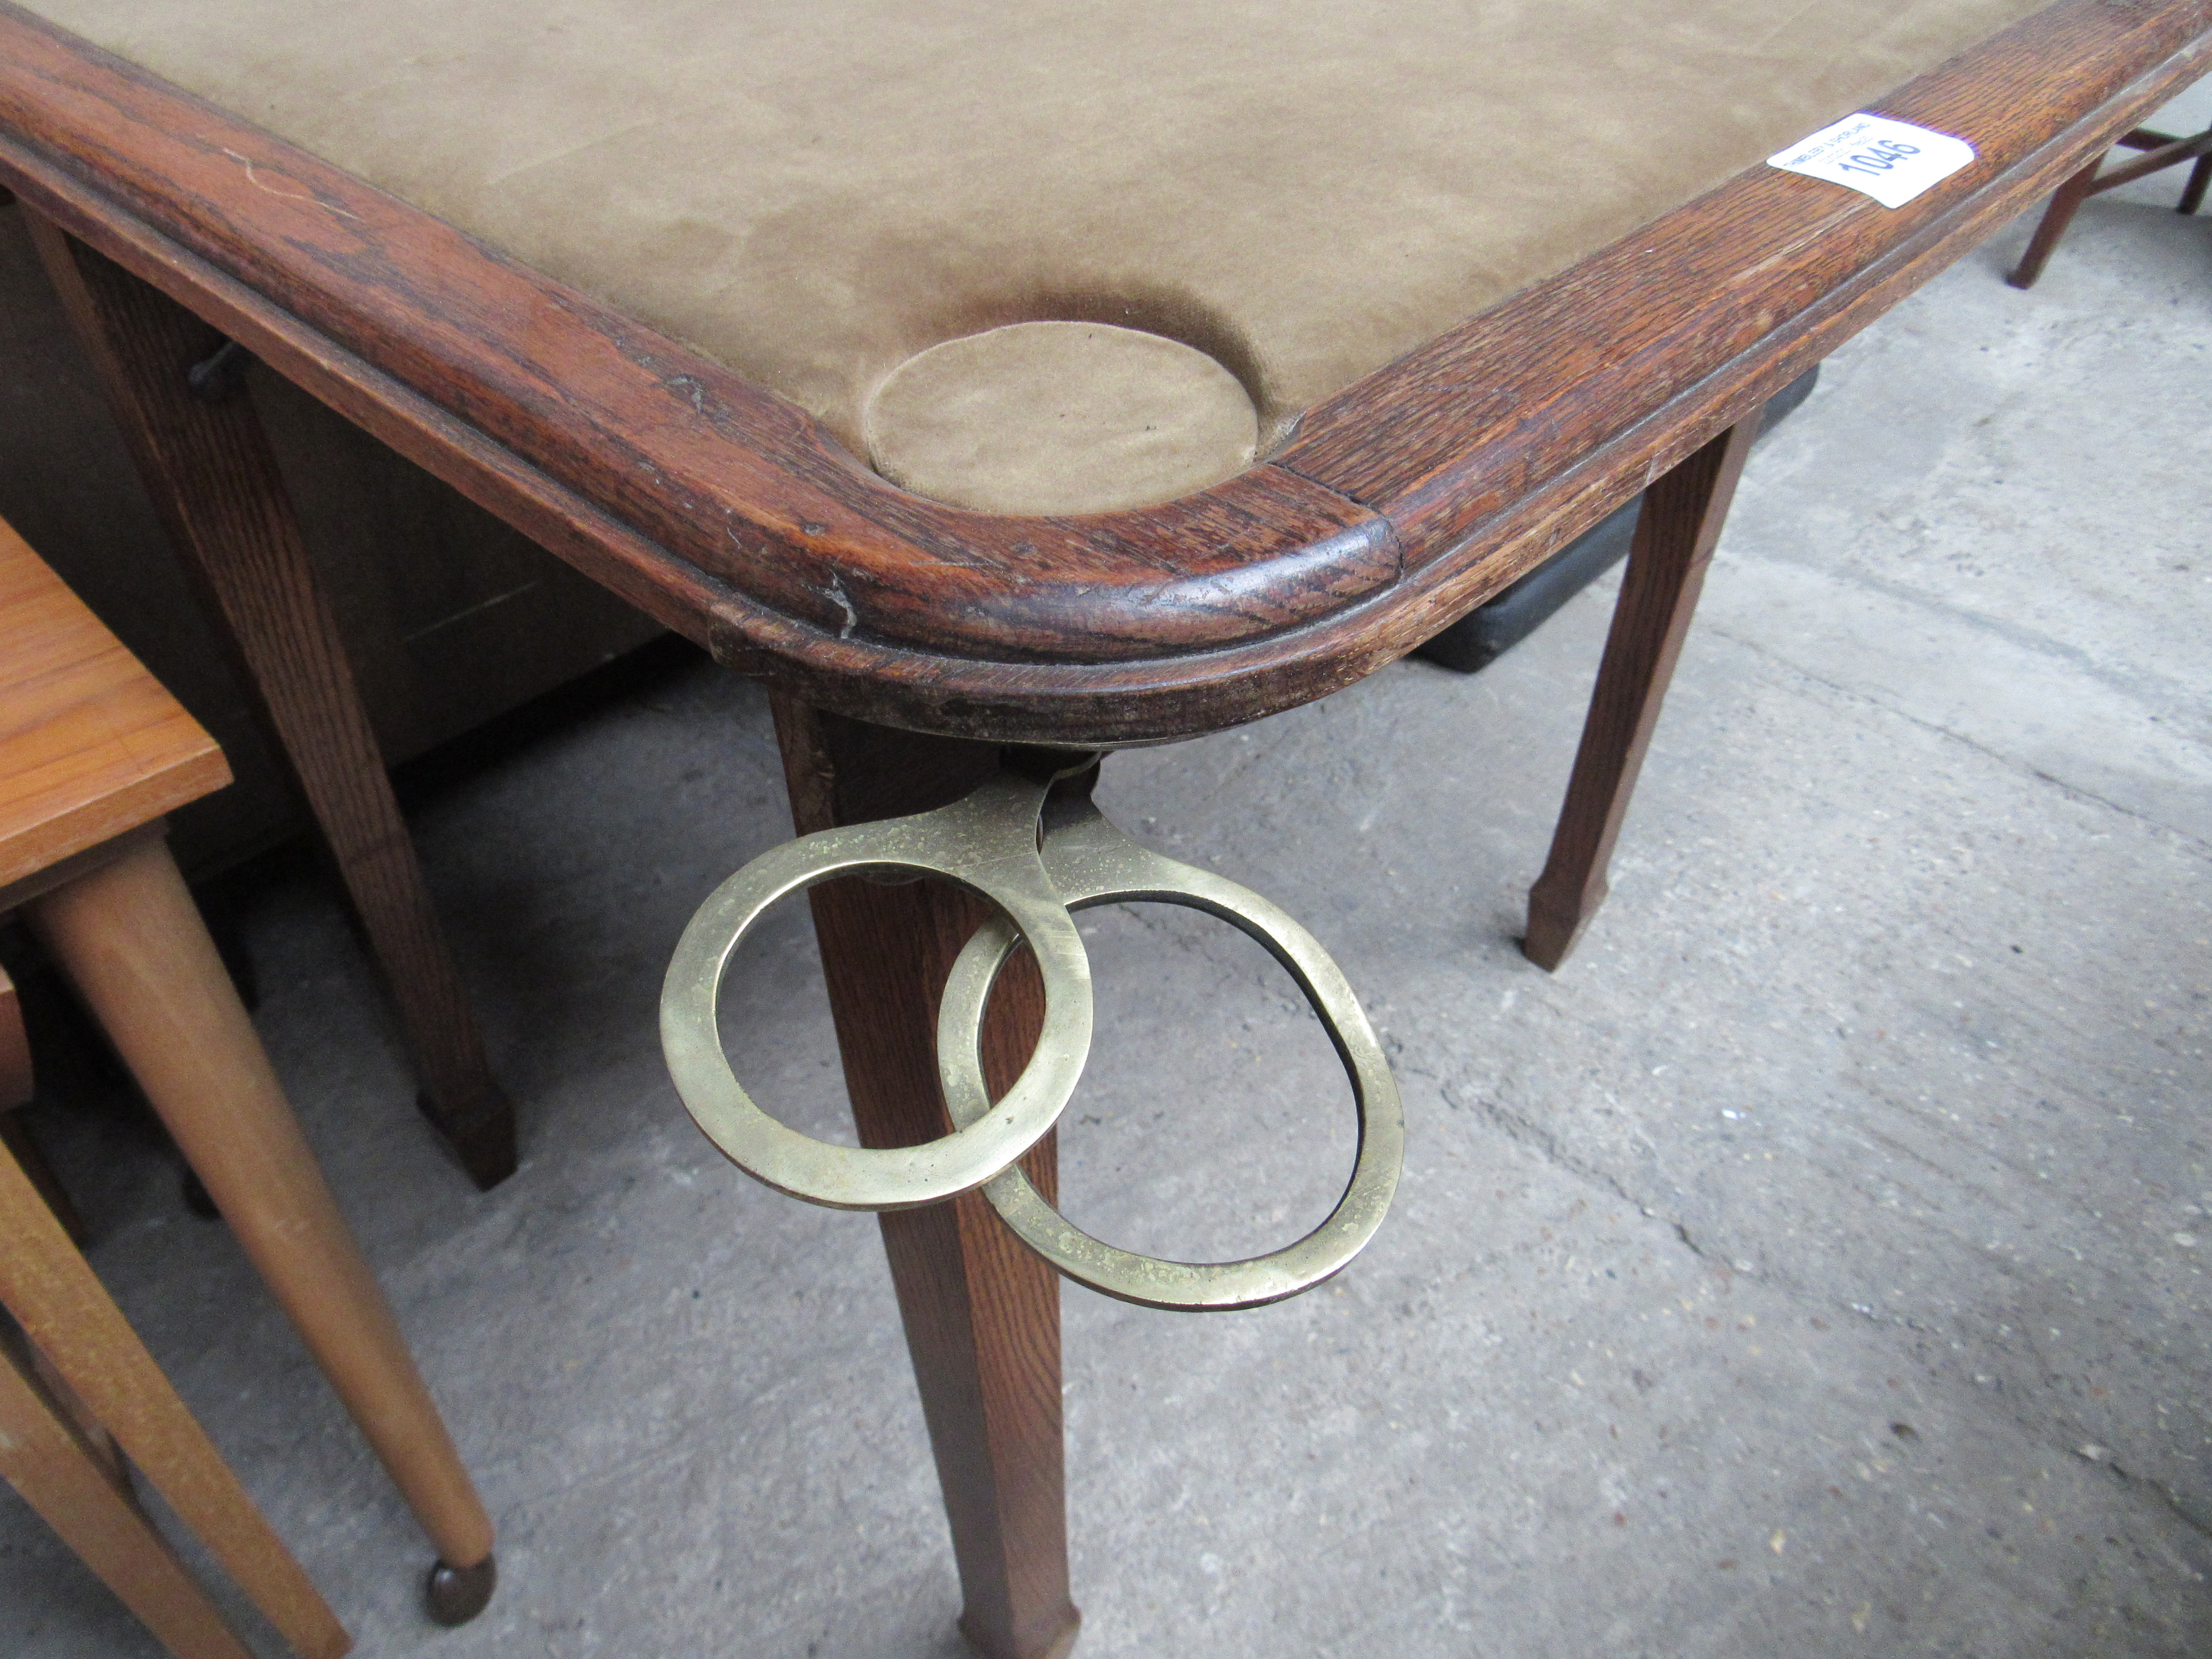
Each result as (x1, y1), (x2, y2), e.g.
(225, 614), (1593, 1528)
(1522, 422), (1756, 972)
(771, 694), (1079, 1659)
(0, 0), (2201, 743)
(0, 1121), (349, 1659)
(0, 1333), (259, 1659)
(0, 958), (82, 1245)
(1277, 2), (2212, 511)
(0, 511), (228, 889)
(26, 219), (516, 1185)
(0, 1111), (86, 1249)
(25, 836), (495, 1580)
(0, 149), (1374, 744)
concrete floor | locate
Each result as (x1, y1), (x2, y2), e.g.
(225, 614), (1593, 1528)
(4, 98), (2211, 1659)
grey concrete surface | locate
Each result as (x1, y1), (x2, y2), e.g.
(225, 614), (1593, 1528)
(4, 101), (2210, 1659)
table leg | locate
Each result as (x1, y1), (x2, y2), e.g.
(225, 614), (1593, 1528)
(772, 695), (1081, 1659)
(1523, 421), (1757, 972)
(2181, 151), (2212, 216)
(0, 1334), (262, 1659)
(0, 1142), (349, 1659)
(24, 837), (498, 1623)
(25, 215), (516, 1189)
(2007, 153), (2102, 289)
(0, 962), (88, 1241)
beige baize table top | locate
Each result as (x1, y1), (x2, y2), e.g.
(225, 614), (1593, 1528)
(31, 0), (2045, 513)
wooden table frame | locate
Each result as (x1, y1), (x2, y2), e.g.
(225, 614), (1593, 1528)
(3, 5), (2208, 1654)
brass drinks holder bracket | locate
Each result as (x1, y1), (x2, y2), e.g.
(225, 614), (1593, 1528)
(661, 755), (1403, 1311)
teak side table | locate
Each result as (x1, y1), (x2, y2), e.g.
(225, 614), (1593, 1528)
(0, 510), (498, 1623)
(0, 959), (348, 1659)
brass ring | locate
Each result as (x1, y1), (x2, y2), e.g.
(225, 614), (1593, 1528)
(662, 772), (1093, 1211)
(938, 798), (1403, 1310)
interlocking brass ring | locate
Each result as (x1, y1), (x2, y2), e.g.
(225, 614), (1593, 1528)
(937, 794), (1404, 1311)
(661, 771), (1092, 1211)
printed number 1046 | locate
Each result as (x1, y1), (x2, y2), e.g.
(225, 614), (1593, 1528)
(1836, 138), (1922, 178)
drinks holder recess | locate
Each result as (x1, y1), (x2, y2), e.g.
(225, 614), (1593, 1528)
(661, 751), (1404, 1311)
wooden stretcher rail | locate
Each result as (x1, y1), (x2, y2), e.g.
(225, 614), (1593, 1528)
(0, 0), (2205, 744)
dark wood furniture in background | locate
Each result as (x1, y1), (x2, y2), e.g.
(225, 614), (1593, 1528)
(2008, 112), (2212, 286)
(0, 203), (664, 1188)
(4, 5), (2209, 1655)
(0, 207), (665, 881)
(26, 218), (518, 1185)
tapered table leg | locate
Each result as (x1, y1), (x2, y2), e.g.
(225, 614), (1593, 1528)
(772, 695), (1080, 1659)
(26, 838), (497, 1620)
(2007, 155), (2102, 289)
(26, 215), (515, 1188)
(1523, 421), (1757, 971)
(2180, 151), (2212, 216)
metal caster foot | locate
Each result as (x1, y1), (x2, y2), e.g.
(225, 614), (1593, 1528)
(427, 1553), (496, 1625)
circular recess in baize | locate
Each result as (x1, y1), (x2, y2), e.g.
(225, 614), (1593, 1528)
(863, 320), (1260, 517)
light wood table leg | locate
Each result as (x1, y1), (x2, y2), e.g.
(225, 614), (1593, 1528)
(0, 960), (89, 1241)
(26, 214), (516, 1189)
(24, 837), (497, 1623)
(0, 1144), (349, 1659)
(1523, 421), (1756, 972)
(0, 1334), (260, 1659)
(773, 696), (1080, 1659)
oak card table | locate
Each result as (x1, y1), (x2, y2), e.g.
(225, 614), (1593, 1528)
(3, 2), (2208, 1653)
